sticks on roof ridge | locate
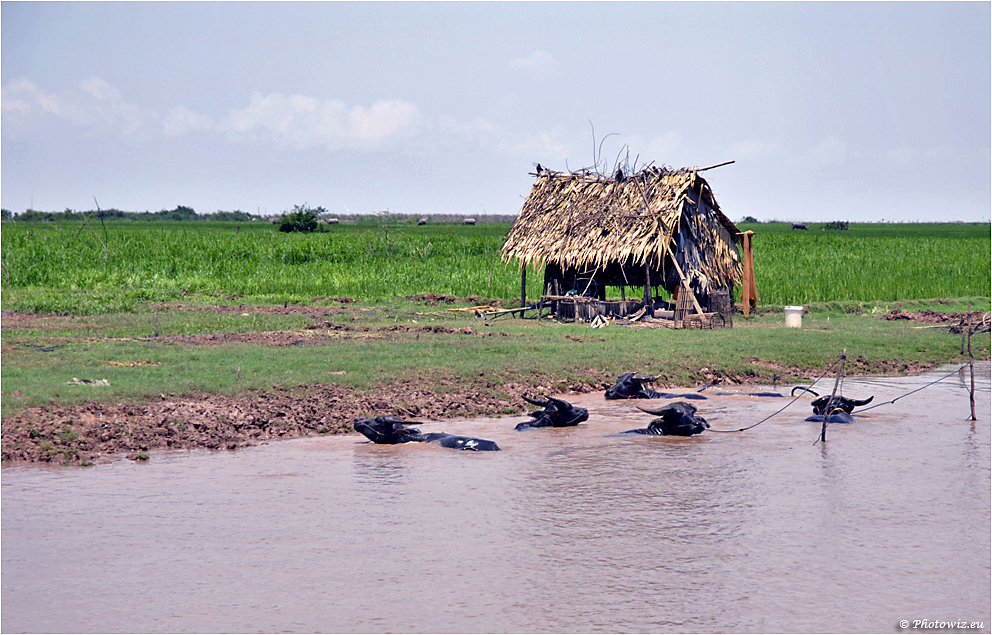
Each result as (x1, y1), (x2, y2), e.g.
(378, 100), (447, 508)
(528, 165), (687, 180)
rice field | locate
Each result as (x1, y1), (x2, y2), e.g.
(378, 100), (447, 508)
(0, 219), (988, 313)
(743, 222), (990, 305)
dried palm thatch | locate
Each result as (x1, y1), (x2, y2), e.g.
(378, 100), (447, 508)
(501, 166), (743, 292)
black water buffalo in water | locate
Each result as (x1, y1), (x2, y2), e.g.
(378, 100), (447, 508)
(353, 415), (500, 451)
(515, 396), (589, 431)
(791, 387), (873, 424)
(621, 401), (709, 436)
(605, 373), (708, 400)
(805, 411), (855, 424)
(803, 394), (874, 424)
(810, 394), (874, 415)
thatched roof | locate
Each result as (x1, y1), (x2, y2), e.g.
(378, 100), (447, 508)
(501, 165), (743, 289)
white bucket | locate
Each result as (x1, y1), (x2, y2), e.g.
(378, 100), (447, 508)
(784, 306), (804, 328)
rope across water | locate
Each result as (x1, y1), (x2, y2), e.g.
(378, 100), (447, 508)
(707, 357), (843, 433)
(705, 359), (969, 433)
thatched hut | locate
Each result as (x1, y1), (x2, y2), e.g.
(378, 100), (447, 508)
(501, 164), (755, 325)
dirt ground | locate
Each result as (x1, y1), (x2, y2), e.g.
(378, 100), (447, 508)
(1, 303), (984, 465)
(0, 374), (608, 465)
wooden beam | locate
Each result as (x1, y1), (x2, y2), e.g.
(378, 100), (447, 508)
(696, 160), (735, 172)
(643, 263), (652, 313)
(668, 257), (706, 317)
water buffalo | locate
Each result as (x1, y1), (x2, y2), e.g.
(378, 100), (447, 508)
(805, 411), (855, 424)
(790, 387), (873, 423)
(353, 415), (500, 451)
(801, 394), (874, 424)
(515, 396), (589, 431)
(621, 401), (709, 436)
(810, 394), (874, 415)
(605, 373), (707, 400)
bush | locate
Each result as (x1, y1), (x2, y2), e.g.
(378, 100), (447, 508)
(155, 206), (198, 221)
(822, 221), (850, 231)
(278, 204), (325, 233)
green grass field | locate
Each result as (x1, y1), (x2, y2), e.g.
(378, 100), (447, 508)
(737, 222), (990, 304)
(1, 219), (519, 313)
(2, 219), (989, 424)
(1, 219), (989, 314)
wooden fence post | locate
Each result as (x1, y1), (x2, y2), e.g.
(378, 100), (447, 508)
(821, 349), (846, 443)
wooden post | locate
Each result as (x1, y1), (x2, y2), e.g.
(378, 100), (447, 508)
(740, 230), (758, 318)
(821, 349), (846, 443)
(520, 266), (527, 317)
(968, 306), (976, 421)
(643, 262), (652, 314)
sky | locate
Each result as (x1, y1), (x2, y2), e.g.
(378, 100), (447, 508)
(2, 2), (990, 223)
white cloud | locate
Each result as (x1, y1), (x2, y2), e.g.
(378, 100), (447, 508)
(1, 76), (157, 137)
(217, 92), (420, 150)
(2, 78), (420, 151)
(163, 106), (215, 137)
(1, 77), (53, 120)
(350, 99), (419, 142)
(510, 51), (560, 80)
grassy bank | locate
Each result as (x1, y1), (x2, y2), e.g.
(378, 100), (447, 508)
(3, 298), (988, 419)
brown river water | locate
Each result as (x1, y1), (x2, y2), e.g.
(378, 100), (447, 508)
(3, 364), (990, 633)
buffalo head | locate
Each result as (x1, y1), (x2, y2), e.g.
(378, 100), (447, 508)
(516, 395), (589, 430)
(605, 373), (662, 399)
(353, 415), (424, 444)
(634, 401), (709, 436)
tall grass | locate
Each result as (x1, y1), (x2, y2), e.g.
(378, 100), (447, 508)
(1, 220), (988, 313)
(750, 231), (990, 304)
(1, 221), (531, 312)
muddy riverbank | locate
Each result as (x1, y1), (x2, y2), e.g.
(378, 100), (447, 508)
(0, 359), (946, 465)
(0, 375), (570, 464)
(3, 302), (986, 464)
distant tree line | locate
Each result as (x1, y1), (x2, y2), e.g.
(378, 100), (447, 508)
(1, 206), (519, 225)
(327, 212), (518, 224)
(2, 206), (263, 223)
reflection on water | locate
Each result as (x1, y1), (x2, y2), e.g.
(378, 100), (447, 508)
(3, 364), (990, 633)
